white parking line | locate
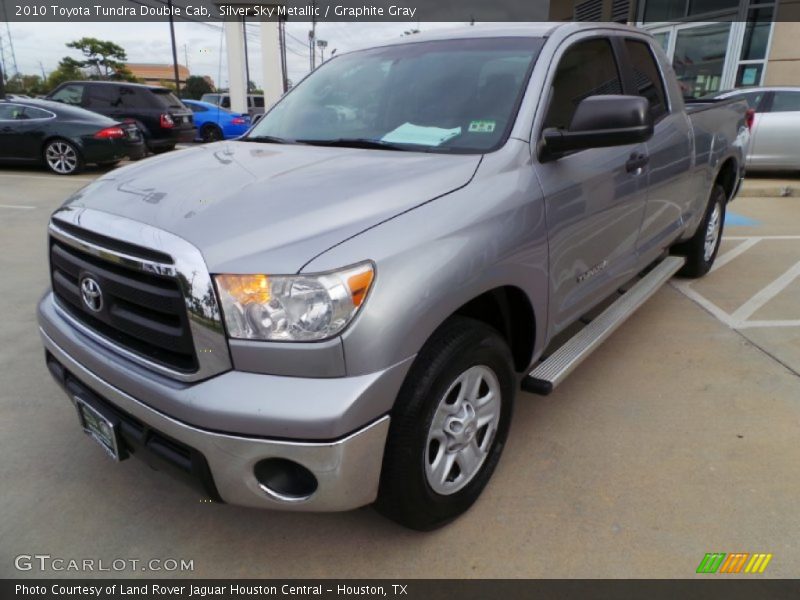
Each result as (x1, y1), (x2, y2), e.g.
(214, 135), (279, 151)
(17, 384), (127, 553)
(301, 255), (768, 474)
(711, 238), (760, 273)
(730, 261), (800, 322)
(725, 235), (800, 241)
(672, 235), (800, 330)
(0, 204), (36, 210)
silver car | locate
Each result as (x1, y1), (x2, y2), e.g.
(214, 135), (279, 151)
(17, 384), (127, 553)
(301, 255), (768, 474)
(714, 87), (800, 171)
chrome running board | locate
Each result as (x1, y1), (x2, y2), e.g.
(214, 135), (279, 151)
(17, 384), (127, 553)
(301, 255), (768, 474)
(522, 256), (685, 396)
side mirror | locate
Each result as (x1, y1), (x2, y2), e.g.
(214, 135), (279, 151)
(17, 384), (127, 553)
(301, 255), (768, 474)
(542, 95), (653, 158)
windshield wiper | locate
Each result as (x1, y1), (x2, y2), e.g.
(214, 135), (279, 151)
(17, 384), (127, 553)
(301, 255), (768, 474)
(295, 138), (411, 151)
(242, 135), (294, 144)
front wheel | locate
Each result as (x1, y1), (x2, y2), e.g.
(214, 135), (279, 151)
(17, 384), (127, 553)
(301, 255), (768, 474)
(672, 184), (727, 278)
(376, 317), (515, 530)
(43, 139), (83, 175)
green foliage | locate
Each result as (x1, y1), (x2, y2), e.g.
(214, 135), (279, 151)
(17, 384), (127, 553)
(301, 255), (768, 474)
(158, 79), (177, 92)
(45, 57), (87, 90)
(5, 73), (47, 96)
(182, 75), (214, 100)
(64, 37), (138, 81)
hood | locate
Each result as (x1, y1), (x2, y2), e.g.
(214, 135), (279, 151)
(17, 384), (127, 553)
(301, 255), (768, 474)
(64, 141), (481, 274)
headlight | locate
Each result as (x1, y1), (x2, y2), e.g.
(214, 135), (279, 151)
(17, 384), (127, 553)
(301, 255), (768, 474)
(214, 263), (374, 341)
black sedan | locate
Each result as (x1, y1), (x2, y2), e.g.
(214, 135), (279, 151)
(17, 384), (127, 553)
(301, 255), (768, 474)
(0, 98), (144, 175)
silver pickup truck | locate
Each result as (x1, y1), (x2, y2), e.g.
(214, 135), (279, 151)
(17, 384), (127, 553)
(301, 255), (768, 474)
(38, 23), (748, 530)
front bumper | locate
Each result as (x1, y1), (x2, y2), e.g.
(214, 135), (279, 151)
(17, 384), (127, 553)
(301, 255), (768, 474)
(39, 294), (395, 512)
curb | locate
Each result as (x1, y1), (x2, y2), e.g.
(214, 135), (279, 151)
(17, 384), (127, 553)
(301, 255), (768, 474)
(738, 184), (797, 198)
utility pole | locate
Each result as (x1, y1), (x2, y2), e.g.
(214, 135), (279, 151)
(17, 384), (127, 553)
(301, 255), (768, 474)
(278, 18), (288, 93)
(242, 17), (251, 93)
(317, 39), (327, 64)
(0, 64), (5, 99)
(167, 0), (181, 94)
(183, 44), (189, 72)
(309, 0), (316, 70)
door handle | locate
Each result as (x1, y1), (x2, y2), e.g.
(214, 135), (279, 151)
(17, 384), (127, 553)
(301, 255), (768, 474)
(626, 152), (649, 173)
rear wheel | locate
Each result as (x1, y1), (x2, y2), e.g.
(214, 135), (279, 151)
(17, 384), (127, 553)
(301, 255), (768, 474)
(376, 317), (515, 530)
(672, 184), (727, 278)
(43, 139), (83, 175)
(200, 124), (223, 143)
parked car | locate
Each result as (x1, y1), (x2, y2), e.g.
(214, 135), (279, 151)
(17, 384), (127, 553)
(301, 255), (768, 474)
(0, 98), (143, 175)
(708, 87), (800, 171)
(46, 81), (195, 154)
(182, 99), (251, 142)
(200, 92), (265, 117)
(39, 23), (747, 530)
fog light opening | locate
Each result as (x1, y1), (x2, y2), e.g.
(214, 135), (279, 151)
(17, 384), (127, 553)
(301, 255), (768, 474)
(254, 458), (318, 502)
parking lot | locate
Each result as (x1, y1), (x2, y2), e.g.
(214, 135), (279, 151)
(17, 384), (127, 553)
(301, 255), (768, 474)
(1, 166), (798, 578)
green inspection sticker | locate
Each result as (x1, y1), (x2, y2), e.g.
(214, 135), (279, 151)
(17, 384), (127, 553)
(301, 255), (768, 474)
(468, 120), (496, 133)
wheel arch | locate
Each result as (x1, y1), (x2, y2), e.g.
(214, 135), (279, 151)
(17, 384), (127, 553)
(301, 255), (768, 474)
(714, 156), (739, 202)
(450, 286), (537, 373)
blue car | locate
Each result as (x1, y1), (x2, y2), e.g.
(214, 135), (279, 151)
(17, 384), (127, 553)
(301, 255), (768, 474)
(182, 99), (251, 143)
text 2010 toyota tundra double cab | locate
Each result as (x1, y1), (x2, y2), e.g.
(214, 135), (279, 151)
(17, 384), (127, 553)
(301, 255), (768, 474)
(39, 23), (748, 530)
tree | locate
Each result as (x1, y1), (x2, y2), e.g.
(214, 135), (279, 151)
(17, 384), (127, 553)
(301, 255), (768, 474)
(5, 73), (46, 96)
(183, 75), (214, 100)
(45, 57), (86, 90)
(65, 37), (138, 81)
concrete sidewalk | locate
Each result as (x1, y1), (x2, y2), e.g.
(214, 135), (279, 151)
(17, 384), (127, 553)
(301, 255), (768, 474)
(739, 176), (799, 198)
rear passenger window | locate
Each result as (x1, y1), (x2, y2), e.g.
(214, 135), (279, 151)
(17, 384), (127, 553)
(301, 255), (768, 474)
(543, 38), (623, 130)
(770, 92), (800, 113)
(84, 85), (121, 109)
(23, 107), (53, 119)
(625, 39), (668, 120)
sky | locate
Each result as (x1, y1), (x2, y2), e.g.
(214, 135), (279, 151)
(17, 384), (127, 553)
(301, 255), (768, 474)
(5, 20), (467, 89)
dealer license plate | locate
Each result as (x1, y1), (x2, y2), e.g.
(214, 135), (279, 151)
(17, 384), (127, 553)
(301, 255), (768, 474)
(74, 397), (122, 461)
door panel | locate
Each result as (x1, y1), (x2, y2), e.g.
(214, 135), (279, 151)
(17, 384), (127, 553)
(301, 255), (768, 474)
(622, 38), (694, 256)
(537, 36), (649, 334)
(0, 104), (29, 160)
(749, 92), (800, 169)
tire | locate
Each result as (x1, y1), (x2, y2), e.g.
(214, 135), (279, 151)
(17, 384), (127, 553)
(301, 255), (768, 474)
(376, 316), (515, 531)
(672, 184), (727, 278)
(200, 124), (223, 143)
(43, 139), (84, 175)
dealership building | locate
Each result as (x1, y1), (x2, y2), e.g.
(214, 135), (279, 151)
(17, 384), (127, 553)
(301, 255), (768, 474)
(550, 0), (800, 96)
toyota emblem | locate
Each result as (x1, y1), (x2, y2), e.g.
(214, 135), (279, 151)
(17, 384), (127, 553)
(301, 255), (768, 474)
(80, 276), (103, 312)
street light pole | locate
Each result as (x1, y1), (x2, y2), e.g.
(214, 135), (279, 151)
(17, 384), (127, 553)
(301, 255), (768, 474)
(317, 39), (327, 64)
(167, 0), (181, 94)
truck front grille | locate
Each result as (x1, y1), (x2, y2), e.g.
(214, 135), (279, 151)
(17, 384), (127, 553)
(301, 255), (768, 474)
(49, 233), (198, 373)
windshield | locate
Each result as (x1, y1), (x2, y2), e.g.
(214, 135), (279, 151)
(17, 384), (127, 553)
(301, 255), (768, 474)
(247, 37), (544, 153)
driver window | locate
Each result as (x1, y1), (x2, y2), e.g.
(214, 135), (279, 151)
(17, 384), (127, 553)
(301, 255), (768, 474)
(543, 38), (622, 130)
(51, 84), (85, 106)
